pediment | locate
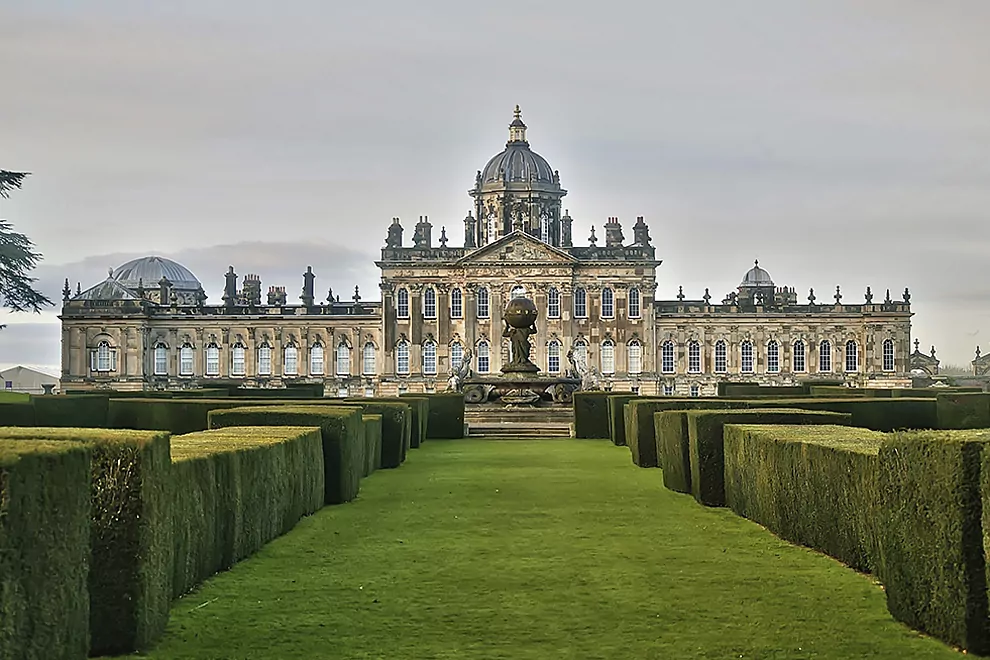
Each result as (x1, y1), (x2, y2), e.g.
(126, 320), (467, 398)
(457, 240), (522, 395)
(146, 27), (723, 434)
(457, 231), (577, 265)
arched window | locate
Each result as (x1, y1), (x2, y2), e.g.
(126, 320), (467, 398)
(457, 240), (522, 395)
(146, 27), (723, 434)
(310, 342), (325, 376)
(845, 340), (858, 372)
(572, 339), (588, 368)
(661, 340), (675, 374)
(284, 344), (299, 376)
(628, 288), (641, 318)
(450, 288), (463, 318)
(882, 338), (895, 372)
(601, 288), (614, 319)
(92, 340), (117, 373)
(601, 339), (615, 374)
(362, 342), (376, 375)
(688, 340), (701, 373)
(714, 340), (727, 373)
(793, 340), (806, 372)
(627, 342), (642, 374)
(179, 343), (194, 376)
(477, 287), (490, 318)
(396, 341), (410, 375)
(819, 340), (832, 372)
(487, 212), (497, 244)
(257, 342), (272, 376)
(396, 288), (409, 319)
(205, 342), (220, 376)
(547, 340), (561, 374)
(153, 342), (168, 376)
(335, 343), (349, 376)
(423, 341), (437, 375)
(547, 287), (560, 318)
(423, 287), (437, 319)
(476, 340), (490, 374)
(450, 342), (464, 371)
(540, 213), (551, 243)
(767, 340), (780, 373)
(231, 342), (246, 377)
(574, 287), (587, 318)
(510, 285), (527, 299)
(741, 341), (754, 373)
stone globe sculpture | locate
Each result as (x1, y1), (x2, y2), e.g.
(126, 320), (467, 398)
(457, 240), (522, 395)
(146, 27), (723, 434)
(502, 297), (539, 373)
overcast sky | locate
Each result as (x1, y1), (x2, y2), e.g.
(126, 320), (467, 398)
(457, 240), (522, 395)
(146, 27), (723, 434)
(2, 0), (989, 373)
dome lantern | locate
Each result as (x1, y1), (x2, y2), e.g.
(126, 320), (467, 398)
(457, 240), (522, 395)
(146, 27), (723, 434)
(508, 104), (528, 144)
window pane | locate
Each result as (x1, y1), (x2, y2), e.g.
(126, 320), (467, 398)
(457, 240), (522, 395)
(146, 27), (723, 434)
(477, 287), (490, 318)
(180, 345), (194, 376)
(574, 288), (587, 318)
(628, 288), (641, 318)
(628, 343), (642, 374)
(714, 341), (727, 373)
(601, 341), (615, 374)
(397, 288), (409, 318)
(258, 345), (272, 375)
(601, 288), (614, 318)
(310, 344), (324, 375)
(424, 288), (437, 318)
(741, 341), (753, 373)
(423, 342), (437, 375)
(451, 288), (462, 318)
(232, 344), (246, 376)
(154, 344), (167, 376)
(363, 343), (376, 375)
(336, 344), (350, 375)
(476, 341), (490, 374)
(688, 341), (701, 373)
(767, 341), (779, 373)
(548, 288), (560, 318)
(793, 341), (806, 372)
(548, 340), (560, 373)
(661, 341), (675, 373)
(284, 346), (298, 375)
(882, 339), (895, 372)
(396, 342), (410, 375)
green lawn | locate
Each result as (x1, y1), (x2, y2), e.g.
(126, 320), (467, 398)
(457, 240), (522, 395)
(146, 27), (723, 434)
(131, 439), (961, 659)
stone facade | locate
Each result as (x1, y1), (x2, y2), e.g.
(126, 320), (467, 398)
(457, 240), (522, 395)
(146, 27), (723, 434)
(58, 107), (914, 394)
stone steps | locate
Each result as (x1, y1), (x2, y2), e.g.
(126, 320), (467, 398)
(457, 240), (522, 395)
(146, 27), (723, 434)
(465, 406), (574, 438)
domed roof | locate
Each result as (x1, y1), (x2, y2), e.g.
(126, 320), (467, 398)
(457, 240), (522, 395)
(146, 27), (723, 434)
(739, 260), (774, 287)
(112, 256), (201, 290)
(479, 106), (557, 186)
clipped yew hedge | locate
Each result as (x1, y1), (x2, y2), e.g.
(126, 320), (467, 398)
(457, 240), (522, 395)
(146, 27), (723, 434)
(362, 414), (382, 476)
(724, 424), (885, 573)
(626, 398), (750, 467)
(607, 394), (638, 446)
(405, 392), (463, 439)
(0, 439), (91, 660)
(107, 398), (286, 435)
(765, 397), (938, 431)
(877, 430), (990, 655)
(574, 391), (631, 439)
(332, 400), (410, 468)
(936, 392), (990, 430)
(32, 394), (109, 428)
(0, 427), (172, 656)
(169, 426), (325, 598)
(380, 396), (428, 448)
(209, 406), (365, 504)
(0, 401), (35, 426)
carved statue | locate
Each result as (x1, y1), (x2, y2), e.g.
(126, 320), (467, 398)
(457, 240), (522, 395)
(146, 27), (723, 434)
(567, 347), (601, 391)
(446, 347), (474, 392)
(503, 319), (536, 367)
(501, 297), (539, 373)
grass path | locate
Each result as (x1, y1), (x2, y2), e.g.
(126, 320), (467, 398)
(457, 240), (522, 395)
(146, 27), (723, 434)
(133, 440), (961, 659)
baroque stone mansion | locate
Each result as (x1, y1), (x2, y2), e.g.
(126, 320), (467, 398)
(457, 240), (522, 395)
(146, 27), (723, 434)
(59, 108), (915, 396)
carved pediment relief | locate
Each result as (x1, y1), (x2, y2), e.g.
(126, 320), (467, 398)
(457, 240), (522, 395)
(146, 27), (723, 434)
(458, 231), (577, 266)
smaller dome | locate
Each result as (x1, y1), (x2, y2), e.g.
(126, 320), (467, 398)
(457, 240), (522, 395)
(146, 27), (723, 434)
(113, 256), (201, 291)
(740, 260), (774, 287)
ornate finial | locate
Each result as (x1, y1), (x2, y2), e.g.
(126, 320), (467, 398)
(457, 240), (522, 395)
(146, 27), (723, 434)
(677, 286), (685, 301)
(977, 346), (982, 360)
(76, 282), (81, 295)
(808, 288), (816, 304)
(834, 285), (842, 304)
(107, 267), (114, 278)
(327, 287), (334, 304)
(865, 286), (873, 304)
(931, 345), (937, 359)
(439, 226), (448, 247)
(588, 226), (597, 246)
(514, 104), (521, 120)
(702, 288), (711, 304)
(885, 288), (891, 304)
(754, 259), (759, 267)
(508, 105), (527, 142)
(353, 285), (361, 303)
(903, 287), (911, 303)
(62, 278), (71, 302)
(914, 338), (920, 352)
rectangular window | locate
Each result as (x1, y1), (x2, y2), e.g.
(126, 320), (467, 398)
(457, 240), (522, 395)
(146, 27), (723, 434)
(690, 385), (700, 397)
(477, 343), (490, 374)
(688, 342), (701, 373)
(574, 289), (587, 318)
(258, 346), (272, 376)
(819, 342), (832, 372)
(423, 288), (437, 319)
(231, 346), (246, 376)
(450, 289), (463, 318)
(741, 343), (754, 373)
(663, 384), (674, 396)
(548, 342), (561, 374)
(767, 342), (780, 373)
(793, 342), (806, 373)
(363, 345), (376, 375)
(205, 347), (220, 376)
(714, 342), (727, 373)
(423, 343), (437, 375)
(396, 343), (410, 375)
(154, 346), (167, 376)
(477, 288), (490, 318)
(628, 288), (641, 318)
(548, 288), (560, 319)
(627, 343), (642, 375)
(882, 340), (895, 372)
(180, 346), (194, 376)
(601, 288), (614, 319)
(601, 342), (615, 374)
(661, 342), (675, 374)
(397, 289), (409, 319)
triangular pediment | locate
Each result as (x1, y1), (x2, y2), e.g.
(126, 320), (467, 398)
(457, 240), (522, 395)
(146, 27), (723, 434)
(457, 231), (577, 265)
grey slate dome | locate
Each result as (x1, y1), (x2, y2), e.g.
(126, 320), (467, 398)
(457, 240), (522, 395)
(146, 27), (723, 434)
(112, 256), (201, 290)
(739, 260), (774, 287)
(479, 106), (556, 185)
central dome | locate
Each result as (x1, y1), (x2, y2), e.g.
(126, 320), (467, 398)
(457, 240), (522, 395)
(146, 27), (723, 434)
(113, 256), (201, 291)
(479, 106), (556, 186)
(739, 260), (774, 288)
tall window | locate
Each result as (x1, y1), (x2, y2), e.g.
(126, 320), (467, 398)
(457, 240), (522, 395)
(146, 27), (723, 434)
(284, 345), (299, 376)
(663, 383), (674, 396)
(205, 342), (220, 376)
(601, 340), (615, 374)
(423, 341), (437, 375)
(547, 287), (560, 318)
(477, 287), (490, 318)
(310, 342), (325, 376)
(451, 342), (464, 371)
(661, 340), (675, 374)
(476, 340), (490, 374)
(397, 288), (409, 319)
(179, 343), (194, 376)
(450, 288), (463, 318)
(573, 340), (588, 368)
(882, 338), (895, 372)
(601, 288), (614, 319)
(627, 342), (642, 375)
(628, 287), (641, 318)
(690, 385), (700, 397)
(793, 340), (806, 373)
(541, 213), (551, 243)
(574, 287), (587, 318)
(335, 343), (349, 376)
(258, 343), (272, 376)
(153, 343), (167, 376)
(845, 340), (858, 372)
(93, 340), (116, 373)
(423, 287), (437, 319)
(714, 340), (727, 373)
(688, 340), (701, 373)
(363, 343), (376, 375)
(767, 340), (780, 373)
(819, 340), (832, 372)
(547, 340), (561, 374)
(396, 341), (410, 375)
(231, 342), (246, 377)
(741, 341), (754, 373)
(510, 285), (526, 299)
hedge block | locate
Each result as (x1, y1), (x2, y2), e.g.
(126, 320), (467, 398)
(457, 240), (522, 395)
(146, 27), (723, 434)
(383, 396), (428, 448)
(0, 439), (91, 660)
(169, 426), (325, 598)
(877, 430), (990, 654)
(607, 394), (638, 446)
(753, 397), (938, 431)
(574, 391), (630, 439)
(655, 411), (693, 493)
(334, 400), (410, 468)
(626, 398), (751, 467)
(937, 392), (990, 430)
(362, 414), (382, 476)
(407, 393), (463, 439)
(687, 409), (851, 507)
(725, 424), (884, 574)
(209, 405), (365, 504)
(31, 394), (109, 428)
(0, 427), (172, 656)
(717, 383), (809, 397)
(108, 398), (286, 435)
(0, 402), (36, 426)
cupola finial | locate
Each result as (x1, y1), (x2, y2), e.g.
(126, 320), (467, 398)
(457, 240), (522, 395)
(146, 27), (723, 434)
(508, 105), (528, 143)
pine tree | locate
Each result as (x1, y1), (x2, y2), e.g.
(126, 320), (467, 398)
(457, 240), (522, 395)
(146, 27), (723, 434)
(0, 171), (53, 324)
